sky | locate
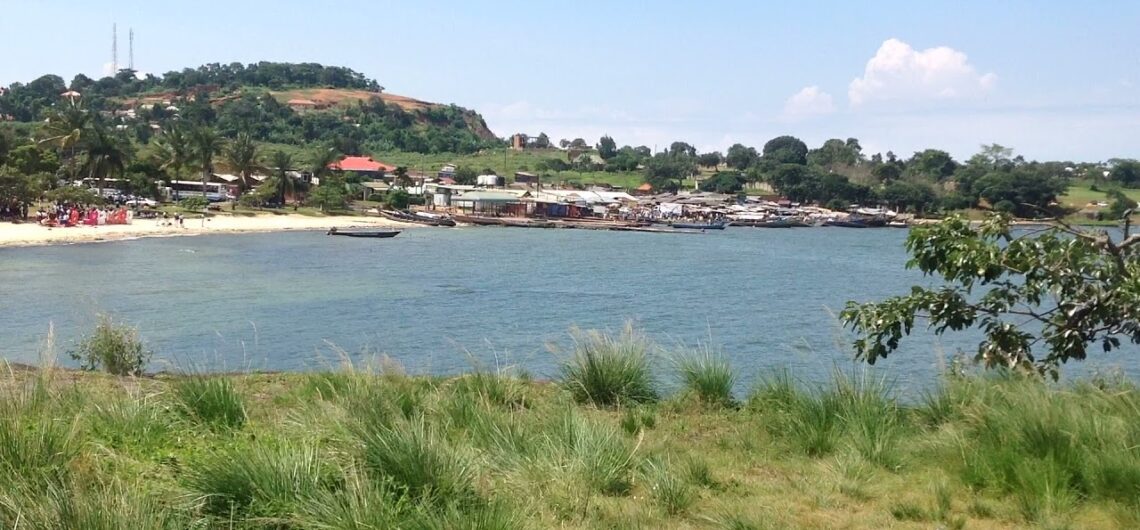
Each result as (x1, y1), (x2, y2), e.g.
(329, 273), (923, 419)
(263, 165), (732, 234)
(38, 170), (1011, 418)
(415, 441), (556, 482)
(2, 0), (1137, 162)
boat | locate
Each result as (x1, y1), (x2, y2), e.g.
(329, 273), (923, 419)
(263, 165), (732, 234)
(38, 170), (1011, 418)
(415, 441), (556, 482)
(326, 228), (400, 238)
(735, 217), (810, 228)
(669, 220), (728, 230)
(380, 209), (456, 227)
(451, 214), (504, 226)
(887, 220), (909, 228)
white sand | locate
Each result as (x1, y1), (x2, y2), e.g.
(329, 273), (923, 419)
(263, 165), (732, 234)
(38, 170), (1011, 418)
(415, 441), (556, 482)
(0, 213), (413, 248)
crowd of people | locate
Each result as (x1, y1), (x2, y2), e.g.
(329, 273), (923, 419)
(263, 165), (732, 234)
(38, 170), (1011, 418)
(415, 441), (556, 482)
(36, 203), (132, 227)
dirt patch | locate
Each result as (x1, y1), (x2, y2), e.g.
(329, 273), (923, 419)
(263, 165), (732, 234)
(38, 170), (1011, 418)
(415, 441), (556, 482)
(270, 88), (433, 112)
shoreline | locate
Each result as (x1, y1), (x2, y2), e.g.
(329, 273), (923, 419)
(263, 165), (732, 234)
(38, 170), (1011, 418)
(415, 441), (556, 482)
(0, 213), (413, 249)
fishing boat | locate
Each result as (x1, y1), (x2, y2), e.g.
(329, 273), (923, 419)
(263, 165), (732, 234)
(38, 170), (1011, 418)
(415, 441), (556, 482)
(379, 209), (456, 227)
(451, 214), (503, 226)
(326, 228), (400, 238)
(736, 217), (809, 228)
(669, 220), (728, 230)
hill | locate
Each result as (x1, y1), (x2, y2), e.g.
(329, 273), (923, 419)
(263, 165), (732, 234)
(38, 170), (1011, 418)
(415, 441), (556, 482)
(0, 62), (499, 154)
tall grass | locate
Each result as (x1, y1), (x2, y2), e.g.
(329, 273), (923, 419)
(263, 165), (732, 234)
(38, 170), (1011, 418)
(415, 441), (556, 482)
(560, 325), (657, 407)
(171, 375), (247, 430)
(356, 415), (478, 506)
(183, 440), (332, 518)
(748, 369), (902, 466)
(673, 346), (737, 407)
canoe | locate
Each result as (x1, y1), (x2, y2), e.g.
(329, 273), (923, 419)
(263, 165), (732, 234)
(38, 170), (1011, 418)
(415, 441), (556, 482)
(380, 210), (456, 227)
(670, 221), (728, 230)
(327, 229), (400, 238)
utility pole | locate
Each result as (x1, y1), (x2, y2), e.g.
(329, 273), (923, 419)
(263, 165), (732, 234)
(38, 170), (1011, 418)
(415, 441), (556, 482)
(128, 28), (134, 71)
(111, 23), (118, 74)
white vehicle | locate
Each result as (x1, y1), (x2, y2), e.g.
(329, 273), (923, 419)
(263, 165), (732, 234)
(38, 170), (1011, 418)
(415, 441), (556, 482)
(126, 197), (158, 207)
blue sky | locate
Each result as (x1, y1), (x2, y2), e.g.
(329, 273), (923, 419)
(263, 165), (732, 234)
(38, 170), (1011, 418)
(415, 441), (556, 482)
(2, 0), (1136, 161)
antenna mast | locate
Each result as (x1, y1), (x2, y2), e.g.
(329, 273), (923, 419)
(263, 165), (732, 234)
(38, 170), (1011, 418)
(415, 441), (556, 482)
(111, 23), (118, 74)
(128, 28), (134, 71)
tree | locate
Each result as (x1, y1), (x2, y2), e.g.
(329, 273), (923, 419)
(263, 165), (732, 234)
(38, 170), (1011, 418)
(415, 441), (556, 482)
(221, 132), (261, 193)
(596, 135), (617, 160)
(808, 139), (858, 170)
(698, 152), (723, 171)
(393, 166), (413, 189)
(841, 214), (1140, 379)
(879, 181), (938, 214)
(454, 166), (477, 185)
(156, 123), (191, 184)
(974, 168), (1066, 218)
(570, 138), (588, 149)
(266, 150), (301, 206)
(978, 143), (1015, 169)
(668, 141), (696, 159)
(698, 171), (744, 193)
(725, 143), (759, 170)
(908, 149), (958, 180)
(310, 146), (340, 184)
(81, 124), (128, 198)
(1109, 159), (1140, 187)
(190, 125), (225, 200)
(762, 136), (808, 165)
(1105, 190), (1137, 220)
(558, 139), (570, 149)
(384, 188), (411, 210)
(533, 133), (551, 149)
(309, 173), (348, 212)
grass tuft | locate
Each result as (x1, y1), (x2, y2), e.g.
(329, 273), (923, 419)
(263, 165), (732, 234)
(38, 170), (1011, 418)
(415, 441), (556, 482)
(673, 346), (737, 407)
(171, 375), (247, 430)
(560, 325), (658, 407)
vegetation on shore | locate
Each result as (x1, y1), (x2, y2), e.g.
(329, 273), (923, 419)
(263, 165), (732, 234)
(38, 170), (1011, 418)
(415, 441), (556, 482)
(3, 321), (1139, 529)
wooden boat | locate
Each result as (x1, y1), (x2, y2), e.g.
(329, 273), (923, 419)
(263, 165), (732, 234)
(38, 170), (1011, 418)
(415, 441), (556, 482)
(735, 218), (809, 228)
(380, 209), (456, 227)
(451, 214), (503, 226)
(326, 228), (400, 238)
(669, 220), (728, 230)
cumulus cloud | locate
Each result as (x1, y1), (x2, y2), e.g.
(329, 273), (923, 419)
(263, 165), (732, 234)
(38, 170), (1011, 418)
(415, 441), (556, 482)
(849, 38), (996, 106)
(782, 86), (836, 118)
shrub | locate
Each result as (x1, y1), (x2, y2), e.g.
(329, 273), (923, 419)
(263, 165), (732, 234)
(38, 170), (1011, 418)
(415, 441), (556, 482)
(179, 196), (208, 211)
(171, 375), (247, 430)
(560, 326), (657, 407)
(69, 314), (150, 376)
(673, 347), (737, 407)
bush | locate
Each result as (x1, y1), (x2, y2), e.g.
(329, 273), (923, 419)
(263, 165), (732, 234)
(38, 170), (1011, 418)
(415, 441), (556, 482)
(560, 326), (658, 407)
(825, 198), (849, 211)
(179, 196), (208, 211)
(171, 375), (247, 430)
(69, 314), (150, 376)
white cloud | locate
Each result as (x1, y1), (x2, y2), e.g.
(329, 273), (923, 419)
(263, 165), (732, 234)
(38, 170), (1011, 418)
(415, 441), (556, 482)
(849, 38), (996, 106)
(782, 86), (836, 119)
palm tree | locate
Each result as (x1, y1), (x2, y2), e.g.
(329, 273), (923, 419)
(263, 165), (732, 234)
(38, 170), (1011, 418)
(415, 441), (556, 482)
(38, 100), (93, 179)
(190, 125), (225, 200)
(82, 124), (128, 198)
(266, 150), (300, 206)
(222, 133), (262, 194)
(310, 146), (340, 184)
(156, 123), (191, 184)
(38, 100), (91, 154)
(393, 166), (413, 189)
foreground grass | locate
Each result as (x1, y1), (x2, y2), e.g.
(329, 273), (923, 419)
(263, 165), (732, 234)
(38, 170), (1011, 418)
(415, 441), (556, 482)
(1, 359), (1138, 529)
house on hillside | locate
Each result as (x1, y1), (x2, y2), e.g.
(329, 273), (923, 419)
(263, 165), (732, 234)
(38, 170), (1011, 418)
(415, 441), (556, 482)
(513, 171), (539, 185)
(328, 156), (395, 180)
(438, 164), (457, 179)
(287, 99), (319, 111)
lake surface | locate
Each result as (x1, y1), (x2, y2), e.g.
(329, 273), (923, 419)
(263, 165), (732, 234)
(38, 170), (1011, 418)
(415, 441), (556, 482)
(1, 227), (1133, 393)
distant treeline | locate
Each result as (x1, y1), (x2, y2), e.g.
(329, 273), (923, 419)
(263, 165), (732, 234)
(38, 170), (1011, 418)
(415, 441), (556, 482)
(0, 62), (497, 155)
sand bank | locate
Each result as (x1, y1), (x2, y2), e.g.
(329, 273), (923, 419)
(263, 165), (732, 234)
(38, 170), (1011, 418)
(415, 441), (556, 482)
(0, 213), (412, 248)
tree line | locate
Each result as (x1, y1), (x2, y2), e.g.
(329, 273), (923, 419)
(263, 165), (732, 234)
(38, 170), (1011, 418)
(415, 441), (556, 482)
(0, 62), (499, 156)
(522, 131), (1131, 218)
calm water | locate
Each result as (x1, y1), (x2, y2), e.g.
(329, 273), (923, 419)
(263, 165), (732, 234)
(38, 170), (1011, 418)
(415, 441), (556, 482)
(1, 227), (1132, 392)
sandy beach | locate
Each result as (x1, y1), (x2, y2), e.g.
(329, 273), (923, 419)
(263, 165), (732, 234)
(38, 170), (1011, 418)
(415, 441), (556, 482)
(0, 213), (412, 248)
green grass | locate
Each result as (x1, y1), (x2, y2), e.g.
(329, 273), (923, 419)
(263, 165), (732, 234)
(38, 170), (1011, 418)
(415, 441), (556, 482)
(559, 325), (658, 406)
(3, 336), (1140, 528)
(673, 346), (737, 407)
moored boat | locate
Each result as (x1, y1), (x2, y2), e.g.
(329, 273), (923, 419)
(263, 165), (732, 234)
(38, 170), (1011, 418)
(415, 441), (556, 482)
(326, 228), (400, 238)
(669, 220), (728, 230)
(380, 209), (456, 227)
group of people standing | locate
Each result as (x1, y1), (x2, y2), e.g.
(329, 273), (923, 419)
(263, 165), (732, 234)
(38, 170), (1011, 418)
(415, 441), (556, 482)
(36, 203), (131, 227)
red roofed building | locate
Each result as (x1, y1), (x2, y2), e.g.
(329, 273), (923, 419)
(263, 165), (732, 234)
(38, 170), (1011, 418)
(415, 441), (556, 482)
(329, 156), (396, 179)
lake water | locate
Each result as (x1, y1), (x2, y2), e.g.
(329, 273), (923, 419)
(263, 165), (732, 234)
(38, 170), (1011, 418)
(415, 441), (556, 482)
(1, 227), (1133, 393)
